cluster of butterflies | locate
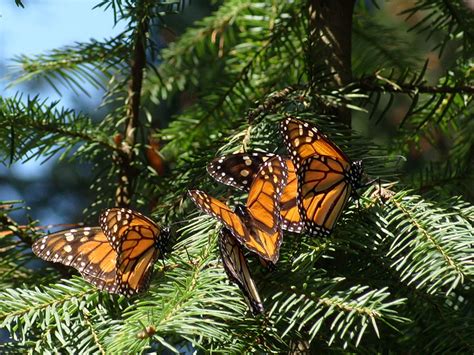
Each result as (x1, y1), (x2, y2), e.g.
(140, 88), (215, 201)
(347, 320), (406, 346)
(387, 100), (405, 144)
(32, 117), (364, 313)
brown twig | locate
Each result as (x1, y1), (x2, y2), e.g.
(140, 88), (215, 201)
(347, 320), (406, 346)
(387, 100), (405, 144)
(246, 85), (306, 124)
(116, 3), (149, 207)
(358, 76), (474, 95)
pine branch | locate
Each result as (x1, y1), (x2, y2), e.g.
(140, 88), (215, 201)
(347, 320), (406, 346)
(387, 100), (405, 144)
(246, 85), (306, 124)
(400, 0), (474, 55)
(352, 16), (420, 74)
(145, 0), (257, 103)
(359, 76), (474, 94)
(375, 191), (474, 295)
(269, 276), (406, 348)
(106, 216), (260, 352)
(8, 34), (130, 96)
(0, 95), (118, 164)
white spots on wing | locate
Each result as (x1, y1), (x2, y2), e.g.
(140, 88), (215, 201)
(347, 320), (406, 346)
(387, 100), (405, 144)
(80, 236), (88, 242)
(40, 244), (46, 250)
(63, 245), (72, 253)
(308, 130), (314, 137)
(70, 229), (77, 233)
(46, 250), (51, 256)
(244, 158), (252, 166)
(294, 138), (300, 147)
(67, 255), (73, 261)
(65, 233), (75, 242)
(240, 170), (250, 177)
(242, 180), (248, 185)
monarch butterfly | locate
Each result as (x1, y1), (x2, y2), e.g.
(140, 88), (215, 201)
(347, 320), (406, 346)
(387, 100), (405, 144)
(280, 117), (363, 236)
(32, 208), (169, 296)
(207, 153), (303, 233)
(219, 228), (264, 315)
(189, 155), (287, 263)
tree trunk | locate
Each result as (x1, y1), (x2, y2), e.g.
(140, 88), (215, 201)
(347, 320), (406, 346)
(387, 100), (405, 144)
(307, 0), (356, 126)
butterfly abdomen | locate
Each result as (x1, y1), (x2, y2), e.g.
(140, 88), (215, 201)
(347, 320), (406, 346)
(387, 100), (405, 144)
(349, 160), (363, 189)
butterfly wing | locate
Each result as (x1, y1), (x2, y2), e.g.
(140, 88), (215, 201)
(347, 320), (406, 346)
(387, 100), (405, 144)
(279, 159), (304, 233)
(188, 190), (278, 262)
(208, 153), (303, 233)
(244, 156), (288, 263)
(281, 117), (364, 236)
(207, 152), (275, 191)
(280, 117), (351, 169)
(218, 228), (264, 315)
(99, 208), (169, 295)
(32, 227), (119, 293)
(298, 156), (353, 236)
(188, 190), (249, 245)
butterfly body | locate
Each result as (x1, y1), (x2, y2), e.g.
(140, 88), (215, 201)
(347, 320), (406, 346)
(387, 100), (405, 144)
(281, 117), (363, 236)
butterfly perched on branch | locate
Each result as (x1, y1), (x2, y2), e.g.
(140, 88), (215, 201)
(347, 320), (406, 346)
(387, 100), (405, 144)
(280, 117), (364, 236)
(207, 152), (303, 233)
(189, 155), (288, 264)
(32, 208), (170, 296)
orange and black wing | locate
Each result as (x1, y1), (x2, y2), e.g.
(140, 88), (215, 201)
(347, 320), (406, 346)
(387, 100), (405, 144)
(188, 189), (249, 245)
(99, 208), (169, 296)
(298, 156), (353, 236)
(208, 153), (303, 233)
(189, 190), (278, 262)
(280, 117), (351, 169)
(244, 156), (288, 263)
(279, 159), (304, 233)
(218, 228), (264, 315)
(281, 117), (364, 236)
(207, 152), (275, 191)
(32, 227), (119, 293)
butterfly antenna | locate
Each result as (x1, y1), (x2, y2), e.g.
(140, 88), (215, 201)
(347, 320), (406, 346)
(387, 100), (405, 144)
(361, 176), (381, 189)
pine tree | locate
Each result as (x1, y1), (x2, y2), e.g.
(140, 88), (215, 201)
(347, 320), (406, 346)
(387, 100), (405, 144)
(1, 0), (473, 352)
